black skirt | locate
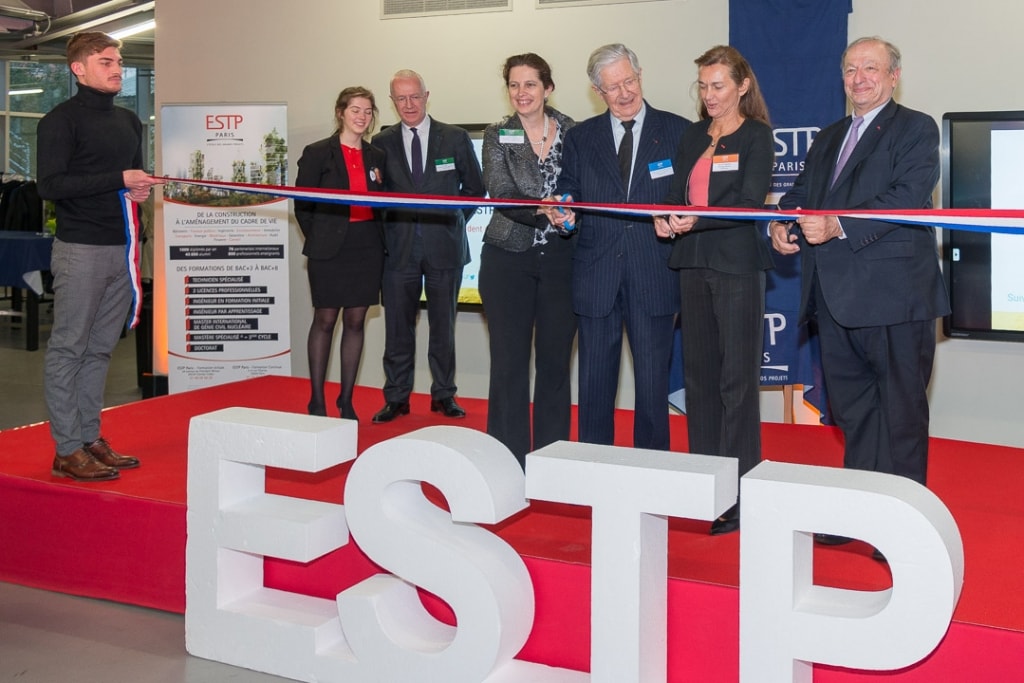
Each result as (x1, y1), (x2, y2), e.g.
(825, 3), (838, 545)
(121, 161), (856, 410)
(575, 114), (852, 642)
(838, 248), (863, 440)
(307, 221), (384, 308)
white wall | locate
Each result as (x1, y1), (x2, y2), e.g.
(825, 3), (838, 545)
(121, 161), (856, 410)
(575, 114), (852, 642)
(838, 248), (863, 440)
(154, 0), (1024, 448)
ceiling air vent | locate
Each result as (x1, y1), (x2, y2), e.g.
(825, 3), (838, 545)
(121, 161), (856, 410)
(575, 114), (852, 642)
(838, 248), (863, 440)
(382, 0), (511, 19)
(536, 0), (666, 7)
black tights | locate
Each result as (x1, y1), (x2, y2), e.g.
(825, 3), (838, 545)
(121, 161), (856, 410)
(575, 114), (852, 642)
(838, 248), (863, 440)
(306, 306), (368, 417)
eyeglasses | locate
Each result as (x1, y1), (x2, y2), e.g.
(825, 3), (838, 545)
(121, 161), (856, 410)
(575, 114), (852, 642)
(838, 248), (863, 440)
(597, 76), (640, 97)
(391, 94), (425, 105)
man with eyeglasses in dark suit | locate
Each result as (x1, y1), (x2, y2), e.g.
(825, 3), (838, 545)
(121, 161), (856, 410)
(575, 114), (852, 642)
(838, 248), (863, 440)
(551, 44), (690, 450)
(371, 69), (484, 423)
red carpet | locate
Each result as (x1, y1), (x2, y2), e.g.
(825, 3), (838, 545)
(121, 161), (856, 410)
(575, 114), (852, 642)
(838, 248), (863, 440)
(1, 375), (1023, 681)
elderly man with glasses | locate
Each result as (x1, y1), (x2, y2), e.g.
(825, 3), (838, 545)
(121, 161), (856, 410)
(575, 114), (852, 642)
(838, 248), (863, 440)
(551, 44), (690, 450)
(371, 69), (484, 423)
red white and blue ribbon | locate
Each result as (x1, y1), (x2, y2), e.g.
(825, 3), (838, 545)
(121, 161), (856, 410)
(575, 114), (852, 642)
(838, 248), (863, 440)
(155, 176), (1024, 235)
(119, 190), (144, 330)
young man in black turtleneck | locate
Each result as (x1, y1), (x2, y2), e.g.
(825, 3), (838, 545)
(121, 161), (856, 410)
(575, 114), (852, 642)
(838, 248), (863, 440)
(38, 32), (157, 482)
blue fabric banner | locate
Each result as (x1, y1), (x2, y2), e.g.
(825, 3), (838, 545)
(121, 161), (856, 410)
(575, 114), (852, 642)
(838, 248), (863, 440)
(731, 0), (851, 418)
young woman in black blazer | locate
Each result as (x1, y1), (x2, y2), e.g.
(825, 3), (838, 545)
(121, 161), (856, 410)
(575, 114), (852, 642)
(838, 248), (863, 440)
(294, 87), (386, 420)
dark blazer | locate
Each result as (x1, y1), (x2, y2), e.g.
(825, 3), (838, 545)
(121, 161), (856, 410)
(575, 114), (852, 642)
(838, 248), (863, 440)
(482, 107), (575, 252)
(372, 117), (485, 269)
(556, 103), (690, 317)
(779, 100), (950, 327)
(663, 117), (775, 273)
(294, 134), (385, 260)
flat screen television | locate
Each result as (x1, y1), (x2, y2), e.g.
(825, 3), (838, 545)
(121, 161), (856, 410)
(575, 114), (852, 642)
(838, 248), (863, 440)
(941, 110), (1024, 342)
(461, 123), (488, 306)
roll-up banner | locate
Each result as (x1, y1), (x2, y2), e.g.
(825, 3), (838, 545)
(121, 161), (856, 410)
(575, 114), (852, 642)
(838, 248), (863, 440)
(161, 103), (291, 393)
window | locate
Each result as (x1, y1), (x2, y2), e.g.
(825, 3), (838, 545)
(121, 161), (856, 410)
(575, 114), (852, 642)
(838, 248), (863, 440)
(8, 117), (38, 177)
(0, 60), (155, 179)
(9, 62), (71, 114)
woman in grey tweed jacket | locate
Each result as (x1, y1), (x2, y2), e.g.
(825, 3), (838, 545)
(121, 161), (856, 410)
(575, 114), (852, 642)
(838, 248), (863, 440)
(479, 52), (577, 468)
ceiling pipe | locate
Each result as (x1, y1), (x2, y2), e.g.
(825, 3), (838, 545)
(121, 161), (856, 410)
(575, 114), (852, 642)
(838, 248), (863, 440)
(0, 4), (49, 22)
(12, 0), (153, 48)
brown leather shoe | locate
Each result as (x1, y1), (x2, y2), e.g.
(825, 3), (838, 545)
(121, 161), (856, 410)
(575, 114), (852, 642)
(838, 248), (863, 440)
(84, 437), (141, 470)
(52, 449), (120, 481)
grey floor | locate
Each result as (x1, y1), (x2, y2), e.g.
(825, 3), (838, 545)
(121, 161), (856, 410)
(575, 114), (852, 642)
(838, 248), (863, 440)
(0, 301), (141, 431)
(0, 296), (289, 682)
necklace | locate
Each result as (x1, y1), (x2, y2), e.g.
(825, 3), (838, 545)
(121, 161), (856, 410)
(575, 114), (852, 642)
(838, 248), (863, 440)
(528, 114), (549, 147)
(707, 118), (742, 149)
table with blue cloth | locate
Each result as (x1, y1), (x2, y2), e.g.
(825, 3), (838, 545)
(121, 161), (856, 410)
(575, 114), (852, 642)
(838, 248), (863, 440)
(0, 231), (53, 351)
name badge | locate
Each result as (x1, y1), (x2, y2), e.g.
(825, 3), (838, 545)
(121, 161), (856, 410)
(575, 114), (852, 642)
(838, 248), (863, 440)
(648, 159), (674, 179)
(499, 128), (526, 144)
(434, 157), (456, 172)
(712, 154), (739, 172)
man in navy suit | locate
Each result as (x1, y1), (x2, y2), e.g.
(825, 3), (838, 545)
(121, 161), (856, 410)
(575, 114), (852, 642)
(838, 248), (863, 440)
(553, 44), (689, 450)
(770, 37), (949, 497)
(371, 70), (484, 423)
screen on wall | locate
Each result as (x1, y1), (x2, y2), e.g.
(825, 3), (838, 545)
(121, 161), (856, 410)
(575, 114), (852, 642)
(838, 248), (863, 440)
(942, 111), (1024, 342)
(460, 125), (488, 306)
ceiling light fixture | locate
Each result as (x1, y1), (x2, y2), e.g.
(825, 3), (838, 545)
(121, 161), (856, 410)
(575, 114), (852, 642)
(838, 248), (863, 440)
(8, 88), (43, 96)
(108, 18), (154, 40)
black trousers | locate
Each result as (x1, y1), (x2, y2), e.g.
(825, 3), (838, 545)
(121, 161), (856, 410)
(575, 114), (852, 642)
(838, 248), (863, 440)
(679, 268), (765, 479)
(479, 240), (576, 466)
(814, 284), (936, 485)
(380, 234), (462, 402)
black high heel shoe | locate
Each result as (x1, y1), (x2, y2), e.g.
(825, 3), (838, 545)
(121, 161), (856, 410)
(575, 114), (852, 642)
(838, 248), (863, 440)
(710, 502), (740, 536)
(337, 397), (358, 421)
(307, 401), (327, 417)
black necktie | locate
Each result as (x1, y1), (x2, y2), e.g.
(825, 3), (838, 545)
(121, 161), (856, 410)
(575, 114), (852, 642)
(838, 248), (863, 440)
(410, 127), (423, 186)
(618, 119), (635, 190)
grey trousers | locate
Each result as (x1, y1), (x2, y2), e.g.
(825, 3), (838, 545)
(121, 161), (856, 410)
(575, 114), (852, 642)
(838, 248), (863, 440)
(45, 239), (131, 457)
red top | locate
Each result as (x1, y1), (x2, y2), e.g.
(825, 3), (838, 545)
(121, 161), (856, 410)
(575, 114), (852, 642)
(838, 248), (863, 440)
(341, 143), (373, 222)
(687, 155), (711, 207)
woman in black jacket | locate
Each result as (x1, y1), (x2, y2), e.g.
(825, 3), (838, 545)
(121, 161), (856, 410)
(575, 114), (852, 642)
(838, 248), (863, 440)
(655, 46), (774, 534)
(295, 87), (385, 420)
(480, 53), (576, 467)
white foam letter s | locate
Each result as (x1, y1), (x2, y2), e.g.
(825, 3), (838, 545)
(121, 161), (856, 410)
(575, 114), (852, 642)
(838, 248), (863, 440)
(339, 426), (532, 683)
